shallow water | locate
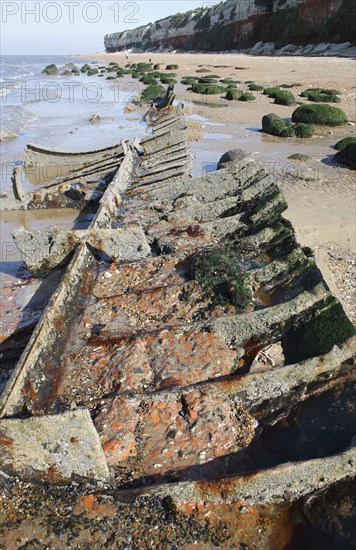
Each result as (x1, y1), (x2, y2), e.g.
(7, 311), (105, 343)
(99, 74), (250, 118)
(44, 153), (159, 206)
(203, 132), (234, 140)
(187, 113), (225, 126)
(0, 55), (150, 283)
(0, 55), (148, 193)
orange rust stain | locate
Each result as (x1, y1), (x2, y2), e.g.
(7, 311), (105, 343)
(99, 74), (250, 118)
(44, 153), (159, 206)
(267, 503), (300, 550)
(47, 465), (62, 484)
(150, 410), (160, 423)
(82, 495), (96, 511)
(196, 477), (243, 499)
(53, 314), (65, 331)
(22, 378), (38, 402)
(118, 446), (132, 461)
(0, 435), (14, 448)
(102, 438), (122, 452)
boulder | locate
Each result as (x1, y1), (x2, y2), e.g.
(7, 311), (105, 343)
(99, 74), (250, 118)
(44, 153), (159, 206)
(42, 64), (58, 75)
(328, 41), (351, 53)
(217, 149), (250, 169)
(277, 44), (299, 55)
(337, 45), (356, 58)
(262, 42), (275, 55)
(311, 42), (331, 55)
(59, 63), (77, 75)
(250, 41), (264, 55)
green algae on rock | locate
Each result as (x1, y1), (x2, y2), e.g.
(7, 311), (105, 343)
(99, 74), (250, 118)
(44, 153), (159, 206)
(192, 247), (252, 310)
(42, 64), (58, 75)
(287, 153), (312, 162)
(292, 104), (347, 125)
(282, 298), (355, 362)
(335, 142), (356, 169)
(293, 123), (315, 138)
(334, 136), (356, 150)
(262, 113), (295, 137)
(140, 84), (166, 102)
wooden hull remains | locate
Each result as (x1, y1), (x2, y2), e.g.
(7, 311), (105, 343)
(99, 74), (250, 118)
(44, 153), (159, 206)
(0, 95), (355, 548)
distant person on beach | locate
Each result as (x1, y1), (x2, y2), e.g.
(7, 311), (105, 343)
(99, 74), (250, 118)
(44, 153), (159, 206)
(125, 53), (128, 60)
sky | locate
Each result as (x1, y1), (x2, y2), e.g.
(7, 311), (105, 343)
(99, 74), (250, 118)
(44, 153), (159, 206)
(1, 0), (213, 55)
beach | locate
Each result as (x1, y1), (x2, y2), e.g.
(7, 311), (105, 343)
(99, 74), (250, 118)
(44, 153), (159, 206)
(0, 52), (355, 319)
(80, 51), (356, 320)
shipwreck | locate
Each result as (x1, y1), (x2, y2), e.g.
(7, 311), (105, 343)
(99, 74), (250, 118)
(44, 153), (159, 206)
(0, 89), (355, 548)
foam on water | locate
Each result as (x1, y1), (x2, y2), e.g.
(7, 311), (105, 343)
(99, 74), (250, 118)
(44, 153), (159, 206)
(1, 105), (39, 134)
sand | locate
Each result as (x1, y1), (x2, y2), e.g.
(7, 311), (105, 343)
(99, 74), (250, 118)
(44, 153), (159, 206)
(81, 51), (355, 319)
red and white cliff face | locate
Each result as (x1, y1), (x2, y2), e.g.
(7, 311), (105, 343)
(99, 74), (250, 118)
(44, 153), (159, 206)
(104, 0), (354, 52)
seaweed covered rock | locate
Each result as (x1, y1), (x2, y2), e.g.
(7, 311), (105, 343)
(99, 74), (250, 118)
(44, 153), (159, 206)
(239, 92), (256, 101)
(226, 90), (255, 101)
(139, 74), (158, 85)
(181, 76), (199, 85)
(248, 83), (264, 91)
(42, 64), (58, 75)
(225, 89), (241, 100)
(263, 87), (296, 105)
(192, 247), (252, 310)
(80, 63), (91, 73)
(288, 153), (312, 162)
(305, 91), (341, 103)
(334, 137), (356, 150)
(292, 104), (347, 125)
(137, 62), (152, 72)
(335, 143), (356, 169)
(293, 123), (315, 138)
(198, 76), (218, 84)
(160, 75), (177, 84)
(301, 88), (341, 103)
(140, 84), (165, 103)
(262, 113), (295, 137)
(166, 64), (178, 70)
(273, 90), (296, 106)
(263, 87), (281, 96)
(191, 83), (225, 95)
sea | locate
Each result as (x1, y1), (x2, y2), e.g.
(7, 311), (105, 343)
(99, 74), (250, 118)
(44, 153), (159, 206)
(0, 54), (147, 278)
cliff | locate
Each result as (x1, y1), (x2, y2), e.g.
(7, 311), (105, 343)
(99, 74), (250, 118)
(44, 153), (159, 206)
(104, 0), (355, 53)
